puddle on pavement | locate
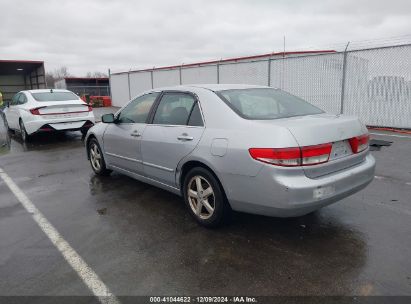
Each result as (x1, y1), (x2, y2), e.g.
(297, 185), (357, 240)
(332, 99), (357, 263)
(0, 115), (84, 155)
(369, 139), (393, 151)
(85, 170), (368, 294)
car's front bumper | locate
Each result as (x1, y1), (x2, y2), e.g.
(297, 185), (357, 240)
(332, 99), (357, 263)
(224, 153), (376, 217)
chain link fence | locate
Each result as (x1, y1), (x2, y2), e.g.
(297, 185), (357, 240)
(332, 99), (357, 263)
(68, 85), (110, 97)
(110, 44), (411, 128)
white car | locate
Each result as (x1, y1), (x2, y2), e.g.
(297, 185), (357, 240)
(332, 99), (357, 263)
(3, 89), (95, 141)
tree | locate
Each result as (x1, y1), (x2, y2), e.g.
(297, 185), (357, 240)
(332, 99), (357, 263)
(45, 67), (108, 89)
(45, 73), (56, 88)
(85, 71), (108, 78)
(53, 66), (71, 81)
(46, 66), (72, 88)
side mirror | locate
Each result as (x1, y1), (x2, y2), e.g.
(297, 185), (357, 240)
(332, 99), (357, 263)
(101, 113), (115, 123)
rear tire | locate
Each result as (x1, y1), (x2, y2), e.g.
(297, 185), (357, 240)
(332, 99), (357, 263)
(19, 119), (30, 142)
(88, 138), (112, 176)
(183, 167), (231, 228)
(2, 113), (11, 131)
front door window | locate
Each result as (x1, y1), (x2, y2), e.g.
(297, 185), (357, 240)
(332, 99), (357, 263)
(117, 93), (159, 124)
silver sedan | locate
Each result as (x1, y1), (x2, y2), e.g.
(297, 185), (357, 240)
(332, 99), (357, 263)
(85, 84), (375, 227)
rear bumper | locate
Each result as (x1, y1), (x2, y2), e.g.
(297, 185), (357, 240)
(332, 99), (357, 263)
(225, 153), (376, 217)
(33, 120), (95, 134)
(24, 112), (95, 134)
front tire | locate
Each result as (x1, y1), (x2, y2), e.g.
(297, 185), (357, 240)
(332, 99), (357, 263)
(183, 167), (230, 228)
(19, 119), (30, 142)
(88, 138), (112, 176)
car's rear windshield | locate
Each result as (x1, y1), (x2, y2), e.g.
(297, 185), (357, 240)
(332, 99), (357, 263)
(31, 91), (79, 102)
(216, 88), (324, 120)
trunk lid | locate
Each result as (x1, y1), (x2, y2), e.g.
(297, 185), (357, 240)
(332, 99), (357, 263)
(270, 113), (366, 146)
(36, 100), (91, 118)
(258, 113), (368, 178)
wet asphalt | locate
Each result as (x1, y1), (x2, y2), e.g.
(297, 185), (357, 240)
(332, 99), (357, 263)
(0, 112), (410, 297)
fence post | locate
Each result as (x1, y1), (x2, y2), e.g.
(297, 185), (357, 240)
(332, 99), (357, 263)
(267, 58), (271, 87)
(108, 68), (112, 100)
(127, 70), (131, 100)
(340, 42), (350, 114)
(217, 59), (222, 84)
(151, 68), (154, 89)
(179, 65), (183, 85)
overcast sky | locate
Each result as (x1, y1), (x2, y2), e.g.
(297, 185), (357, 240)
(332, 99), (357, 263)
(1, 0), (410, 76)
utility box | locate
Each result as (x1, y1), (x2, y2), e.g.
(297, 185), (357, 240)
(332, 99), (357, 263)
(0, 60), (46, 103)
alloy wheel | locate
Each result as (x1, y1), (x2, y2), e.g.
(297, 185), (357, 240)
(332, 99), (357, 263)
(90, 142), (102, 172)
(187, 175), (215, 220)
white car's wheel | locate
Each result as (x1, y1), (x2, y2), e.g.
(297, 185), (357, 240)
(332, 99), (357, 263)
(2, 114), (11, 131)
(19, 120), (30, 142)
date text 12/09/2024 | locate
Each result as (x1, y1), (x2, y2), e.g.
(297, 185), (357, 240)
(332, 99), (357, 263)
(149, 296), (258, 303)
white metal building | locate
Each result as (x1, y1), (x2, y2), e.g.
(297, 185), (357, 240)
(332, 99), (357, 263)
(109, 50), (335, 108)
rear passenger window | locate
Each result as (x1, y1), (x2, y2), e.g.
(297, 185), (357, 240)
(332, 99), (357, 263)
(11, 93), (20, 105)
(188, 103), (204, 126)
(18, 93), (27, 104)
(153, 93), (196, 125)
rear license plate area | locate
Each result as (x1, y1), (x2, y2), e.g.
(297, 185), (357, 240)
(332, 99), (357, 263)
(56, 113), (74, 118)
(47, 113), (83, 119)
(313, 185), (335, 199)
(330, 140), (352, 160)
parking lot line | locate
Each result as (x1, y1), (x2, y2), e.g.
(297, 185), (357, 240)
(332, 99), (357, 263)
(0, 167), (120, 304)
(370, 132), (411, 139)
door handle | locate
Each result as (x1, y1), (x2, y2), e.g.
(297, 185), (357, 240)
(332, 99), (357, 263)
(177, 134), (194, 141)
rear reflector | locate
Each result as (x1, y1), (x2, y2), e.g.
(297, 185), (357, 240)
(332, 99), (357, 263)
(82, 121), (94, 128)
(349, 134), (369, 153)
(249, 143), (332, 167)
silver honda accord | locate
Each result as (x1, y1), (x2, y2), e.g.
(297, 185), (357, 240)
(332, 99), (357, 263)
(85, 84), (375, 227)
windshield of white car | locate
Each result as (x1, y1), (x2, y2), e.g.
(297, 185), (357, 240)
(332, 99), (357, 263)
(31, 92), (79, 102)
(216, 88), (324, 120)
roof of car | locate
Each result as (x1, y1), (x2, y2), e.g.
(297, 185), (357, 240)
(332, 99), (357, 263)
(151, 84), (271, 93)
(189, 84), (270, 91)
(25, 89), (72, 94)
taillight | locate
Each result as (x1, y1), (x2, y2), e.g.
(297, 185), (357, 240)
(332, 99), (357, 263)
(249, 147), (301, 166)
(29, 107), (46, 115)
(349, 134), (369, 153)
(249, 143), (332, 167)
(87, 105), (93, 112)
(301, 143), (332, 165)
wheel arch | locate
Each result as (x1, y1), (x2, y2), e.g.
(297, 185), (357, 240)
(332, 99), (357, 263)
(18, 116), (24, 127)
(178, 159), (230, 207)
(85, 133), (97, 160)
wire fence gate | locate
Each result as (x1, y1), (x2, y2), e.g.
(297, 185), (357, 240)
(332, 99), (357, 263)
(110, 44), (411, 129)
